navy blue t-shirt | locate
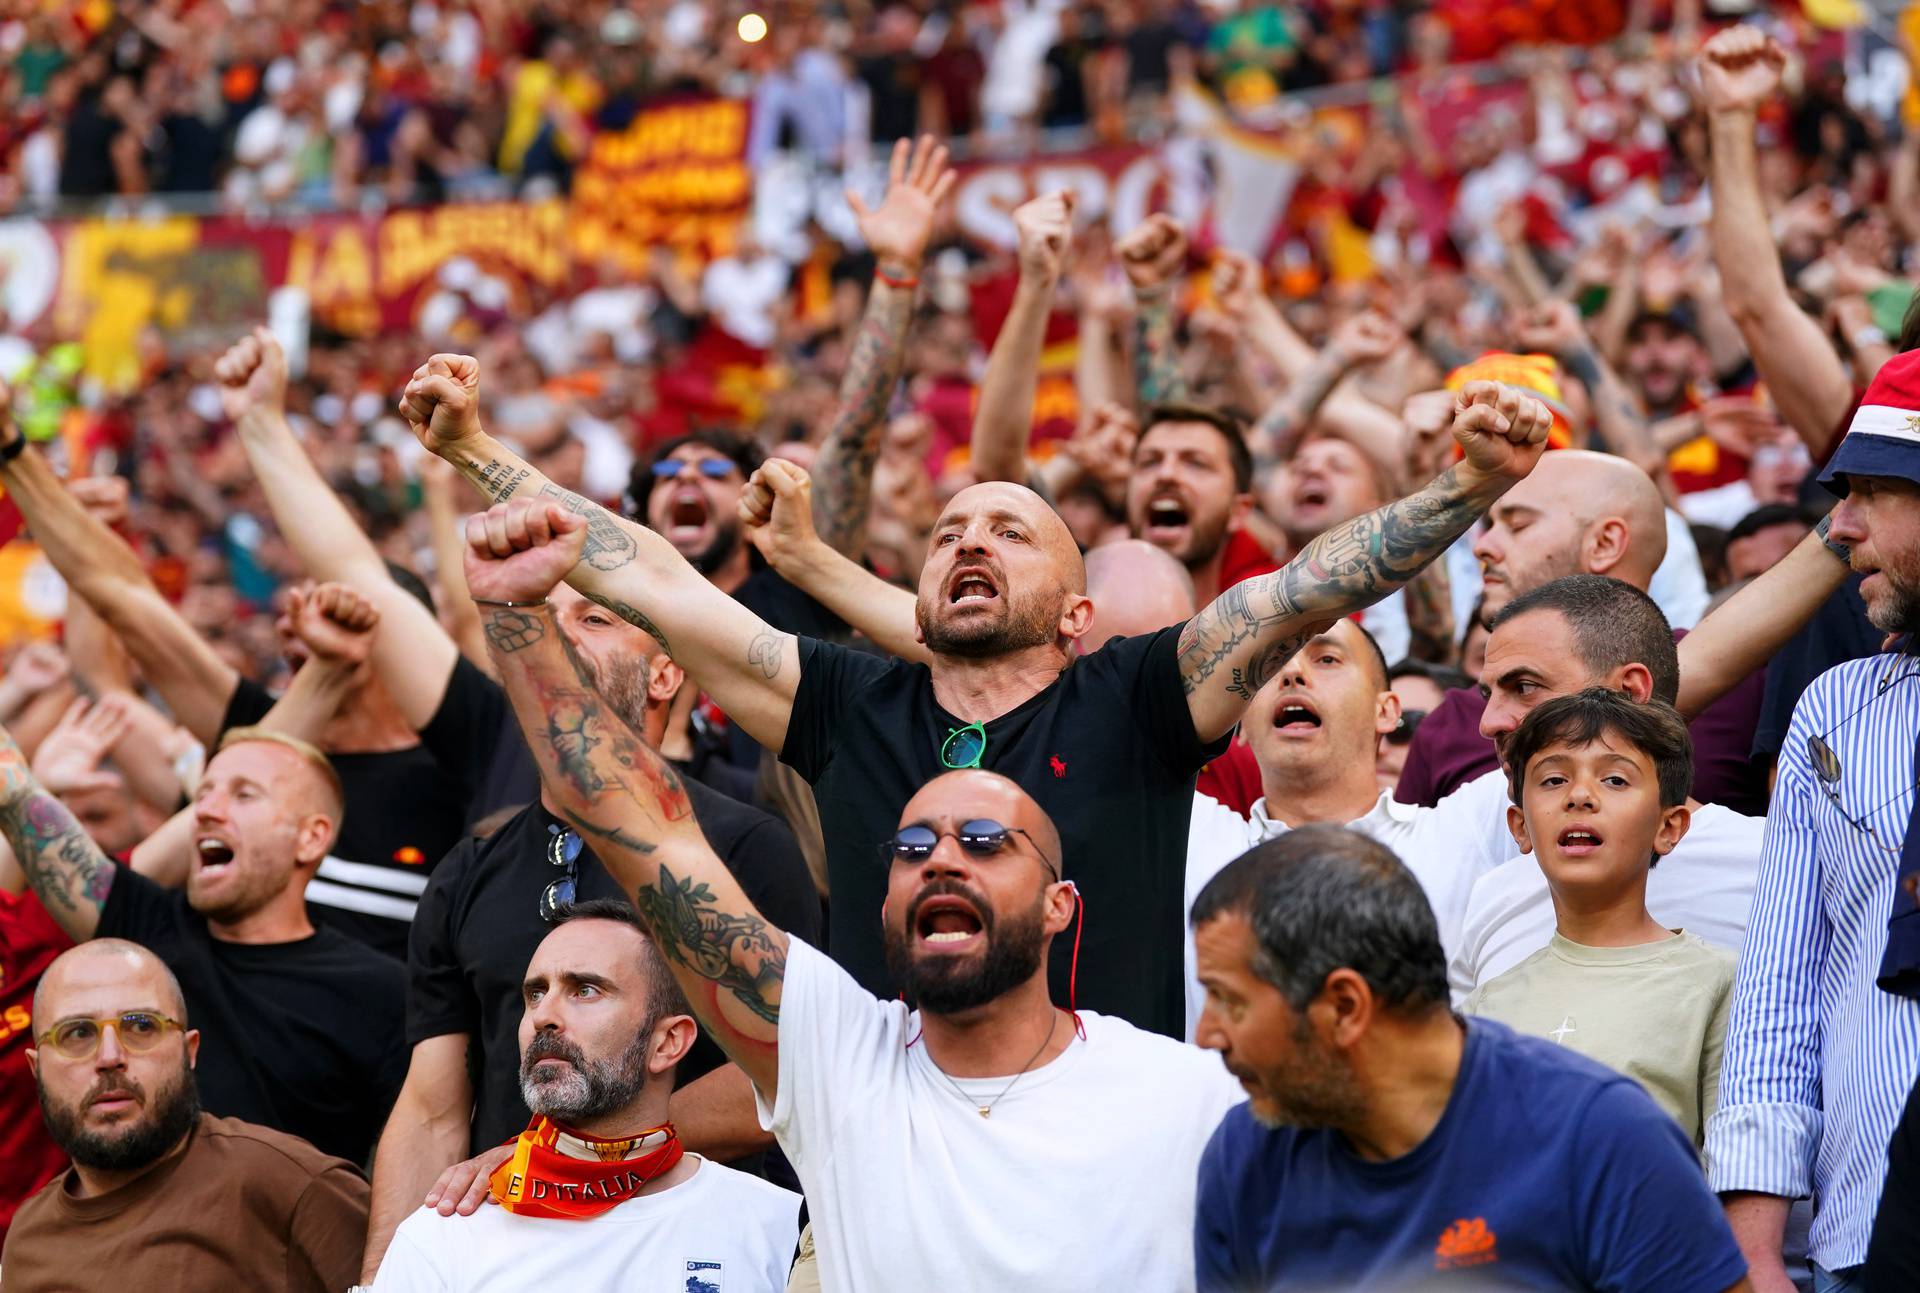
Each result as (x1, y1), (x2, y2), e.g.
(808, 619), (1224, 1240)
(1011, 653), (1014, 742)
(1194, 1019), (1747, 1292)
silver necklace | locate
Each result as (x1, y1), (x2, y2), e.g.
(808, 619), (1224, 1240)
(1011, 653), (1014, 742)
(928, 1011), (1062, 1119)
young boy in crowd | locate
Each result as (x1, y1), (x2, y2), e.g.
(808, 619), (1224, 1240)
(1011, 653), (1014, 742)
(1464, 688), (1735, 1146)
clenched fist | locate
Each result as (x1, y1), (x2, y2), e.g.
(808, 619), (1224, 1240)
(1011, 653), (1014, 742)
(1696, 26), (1785, 116)
(399, 354), (484, 456)
(463, 500), (587, 606)
(1451, 381), (1552, 484)
(213, 327), (288, 425)
(1013, 189), (1076, 285)
(1116, 214), (1187, 293)
(287, 581), (382, 669)
(738, 459), (822, 573)
(1327, 312), (1404, 368)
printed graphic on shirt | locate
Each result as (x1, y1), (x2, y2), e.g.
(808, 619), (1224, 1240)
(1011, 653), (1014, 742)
(1434, 1217), (1499, 1270)
(1549, 1015), (1578, 1045)
(685, 1260), (724, 1293)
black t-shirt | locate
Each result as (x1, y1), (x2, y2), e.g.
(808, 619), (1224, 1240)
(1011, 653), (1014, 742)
(406, 784), (820, 1154)
(1868, 1072), (1920, 1288)
(222, 679), (470, 960)
(1752, 574), (1885, 762)
(97, 870), (407, 1165)
(781, 626), (1224, 1039)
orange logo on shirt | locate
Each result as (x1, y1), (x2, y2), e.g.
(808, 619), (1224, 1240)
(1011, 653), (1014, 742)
(1435, 1217), (1499, 1269)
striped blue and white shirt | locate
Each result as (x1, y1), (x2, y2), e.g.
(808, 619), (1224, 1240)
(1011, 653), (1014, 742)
(1705, 652), (1920, 1270)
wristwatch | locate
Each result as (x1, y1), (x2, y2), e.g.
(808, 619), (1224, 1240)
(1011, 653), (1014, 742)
(0, 423), (25, 463)
(1816, 513), (1852, 564)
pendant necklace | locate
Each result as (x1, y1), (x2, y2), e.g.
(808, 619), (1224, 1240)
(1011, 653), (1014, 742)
(928, 1011), (1061, 1119)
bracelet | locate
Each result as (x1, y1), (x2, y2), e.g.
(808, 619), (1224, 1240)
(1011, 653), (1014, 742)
(875, 267), (919, 291)
(473, 597), (548, 609)
(1816, 513), (1852, 564)
(0, 432), (25, 464)
(1850, 324), (1889, 352)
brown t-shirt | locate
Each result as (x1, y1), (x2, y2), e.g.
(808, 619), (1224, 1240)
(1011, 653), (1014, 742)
(0, 1113), (368, 1291)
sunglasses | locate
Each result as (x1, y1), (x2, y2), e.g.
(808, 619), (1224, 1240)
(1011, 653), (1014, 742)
(1385, 709), (1428, 747)
(1805, 654), (1920, 859)
(650, 458), (738, 481)
(942, 721), (987, 770)
(541, 826), (584, 922)
(884, 818), (1059, 879)
(38, 1011), (186, 1060)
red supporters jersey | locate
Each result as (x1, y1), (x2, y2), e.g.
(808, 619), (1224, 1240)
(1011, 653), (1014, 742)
(0, 890), (72, 1245)
(1197, 737), (1262, 817)
(1218, 529), (1280, 592)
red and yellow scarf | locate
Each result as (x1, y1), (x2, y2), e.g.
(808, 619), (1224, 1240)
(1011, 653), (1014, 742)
(487, 1116), (684, 1219)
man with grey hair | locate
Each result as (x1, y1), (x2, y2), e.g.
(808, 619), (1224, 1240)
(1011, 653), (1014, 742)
(371, 900), (799, 1291)
(2, 939), (369, 1290)
(1190, 826), (1754, 1292)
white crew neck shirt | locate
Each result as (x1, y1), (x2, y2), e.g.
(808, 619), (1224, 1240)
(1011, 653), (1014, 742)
(757, 937), (1242, 1293)
(372, 1154), (799, 1292)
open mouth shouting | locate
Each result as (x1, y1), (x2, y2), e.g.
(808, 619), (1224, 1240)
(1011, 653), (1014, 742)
(1556, 823), (1604, 857)
(1272, 696), (1323, 736)
(947, 566), (1001, 609)
(913, 892), (988, 954)
(1291, 480), (1332, 514)
(664, 489), (713, 548)
(194, 833), (238, 877)
(1142, 492), (1193, 545)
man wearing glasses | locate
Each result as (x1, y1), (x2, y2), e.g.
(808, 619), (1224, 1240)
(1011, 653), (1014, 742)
(459, 498), (1242, 1291)
(1708, 349), (1920, 1293)
(1, 940), (369, 1289)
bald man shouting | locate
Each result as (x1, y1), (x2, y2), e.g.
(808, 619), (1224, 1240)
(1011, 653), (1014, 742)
(1399, 450), (1773, 815)
(402, 357), (1551, 1037)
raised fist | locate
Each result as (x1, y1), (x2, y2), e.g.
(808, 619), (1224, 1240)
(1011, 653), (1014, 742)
(1327, 311), (1405, 368)
(213, 327), (289, 425)
(1210, 251), (1264, 322)
(1451, 381), (1552, 483)
(399, 354), (484, 456)
(1013, 189), (1076, 284)
(1116, 214), (1188, 293)
(68, 475), (131, 529)
(1697, 26), (1786, 116)
(848, 134), (956, 273)
(738, 459), (822, 573)
(462, 499), (587, 606)
(1511, 299), (1588, 359)
(288, 581), (382, 668)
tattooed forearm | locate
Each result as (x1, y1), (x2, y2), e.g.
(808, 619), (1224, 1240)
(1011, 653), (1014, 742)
(632, 864), (787, 1024)
(1180, 464), (1493, 698)
(0, 788), (115, 938)
(531, 483), (638, 573)
(1133, 291), (1188, 407)
(812, 279), (914, 558)
(1251, 352), (1347, 464)
(474, 458), (533, 501)
(746, 629), (788, 680)
(483, 607), (549, 653)
(1402, 559), (1457, 666)
(582, 591), (671, 657)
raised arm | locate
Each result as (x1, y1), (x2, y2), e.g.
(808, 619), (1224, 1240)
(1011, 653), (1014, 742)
(1698, 29), (1855, 452)
(466, 502), (785, 1100)
(1513, 298), (1668, 483)
(1248, 311), (1407, 471)
(972, 189), (1075, 486)
(1116, 213), (1190, 408)
(1180, 383), (1552, 740)
(214, 329), (462, 732)
(0, 398), (236, 745)
(811, 135), (955, 558)
(0, 722), (115, 941)
(740, 460), (929, 663)
(398, 355), (802, 752)
(1675, 522), (1852, 718)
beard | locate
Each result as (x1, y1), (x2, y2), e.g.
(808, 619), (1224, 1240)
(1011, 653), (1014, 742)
(883, 879), (1048, 1015)
(40, 1057), (200, 1173)
(520, 1028), (653, 1124)
(916, 590), (1063, 659)
(687, 518), (741, 578)
(581, 652), (651, 732)
(1864, 564), (1920, 635)
(1240, 1014), (1365, 1132)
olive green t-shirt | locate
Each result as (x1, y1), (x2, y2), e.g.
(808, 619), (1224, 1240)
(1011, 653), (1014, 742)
(1464, 931), (1735, 1145)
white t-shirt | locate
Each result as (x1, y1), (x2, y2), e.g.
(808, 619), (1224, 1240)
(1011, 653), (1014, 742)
(1448, 803), (1763, 1002)
(372, 1154), (799, 1292)
(1185, 772), (1524, 1040)
(757, 937), (1242, 1293)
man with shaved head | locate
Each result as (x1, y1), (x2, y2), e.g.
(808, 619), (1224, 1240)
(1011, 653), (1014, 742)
(0, 722), (406, 1163)
(1398, 449), (1773, 815)
(1, 940), (369, 1290)
(1081, 538), (1197, 651)
(460, 504), (1242, 1289)
(405, 350), (1555, 1037)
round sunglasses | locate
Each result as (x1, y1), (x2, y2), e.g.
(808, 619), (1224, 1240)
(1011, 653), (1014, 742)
(541, 825), (584, 922)
(884, 818), (1059, 879)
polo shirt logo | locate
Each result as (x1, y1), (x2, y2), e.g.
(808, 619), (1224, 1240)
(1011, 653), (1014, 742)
(685, 1260), (724, 1292)
(1434, 1217), (1498, 1269)
(1049, 755), (1068, 778)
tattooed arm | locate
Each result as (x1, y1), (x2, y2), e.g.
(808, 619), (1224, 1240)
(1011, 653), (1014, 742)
(0, 725), (115, 940)
(1248, 313), (1404, 470)
(469, 510), (786, 1099)
(399, 359), (802, 752)
(812, 136), (955, 558)
(1181, 383), (1553, 741)
(1116, 214), (1190, 408)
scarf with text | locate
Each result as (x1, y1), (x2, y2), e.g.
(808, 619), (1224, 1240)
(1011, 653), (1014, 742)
(488, 1116), (683, 1219)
